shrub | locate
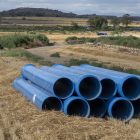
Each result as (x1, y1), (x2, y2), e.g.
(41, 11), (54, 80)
(13, 23), (16, 26)
(65, 36), (78, 42)
(71, 21), (79, 29)
(22, 17), (26, 20)
(50, 52), (60, 58)
(64, 58), (89, 67)
(0, 33), (49, 49)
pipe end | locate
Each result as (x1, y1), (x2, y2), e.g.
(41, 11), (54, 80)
(52, 63), (63, 68)
(21, 64), (35, 78)
(13, 77), (23, 89)
(64, 96), (90, 118)
(107, 97), (134, 122)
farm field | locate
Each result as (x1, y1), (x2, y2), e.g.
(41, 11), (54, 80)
(1, 16), (140, 27)
(1, 17), (140, 139)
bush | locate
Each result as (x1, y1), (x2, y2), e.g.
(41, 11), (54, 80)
(22, 17), (26, 20)
(71, 21), (79, 29)
(64, 58), (89, 67)
(65, 36), (78, 42)
(0, 33), (49, 49)
(50, 52), (60, 58)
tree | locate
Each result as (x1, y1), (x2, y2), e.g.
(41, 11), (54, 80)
(101, 22), (108, 29)
(13, 23), (17, 26)
(71, 21), (78, 29)
(110, 18), (120, 27)
(121, 14), (133, 27)
(22, 17), (26, 20)
(87, 16), (108, 28)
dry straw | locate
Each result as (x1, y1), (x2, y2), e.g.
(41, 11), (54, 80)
(0, 57), (140, 140)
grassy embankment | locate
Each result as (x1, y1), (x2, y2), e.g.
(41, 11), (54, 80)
(65, 35), (140, 48)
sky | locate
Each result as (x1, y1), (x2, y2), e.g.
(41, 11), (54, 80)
(0, 0), (140, 16)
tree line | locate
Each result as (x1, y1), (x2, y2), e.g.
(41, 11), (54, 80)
(87, 14), (133, 28)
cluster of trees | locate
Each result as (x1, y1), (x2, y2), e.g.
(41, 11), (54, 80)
(87, 14), (133, 29)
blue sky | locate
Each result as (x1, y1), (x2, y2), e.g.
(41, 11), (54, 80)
(0, 0), (140, 16)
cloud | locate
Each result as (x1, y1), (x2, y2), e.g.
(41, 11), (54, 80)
(0, 0), (140, 16)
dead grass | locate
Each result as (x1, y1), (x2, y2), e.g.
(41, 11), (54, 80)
(2, 17), (140, 27)
(0, 56), (140, 140)
(1, 17), (87, 26)
(49, 45), (140, 70)
(64, 46), (140, 62)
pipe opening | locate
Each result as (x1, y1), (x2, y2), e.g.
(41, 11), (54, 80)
(42, 97), (62, 111)
(132, 99), (140, 116)
(112, 100), (133, 120)
(54, 78), (73, 98)
(100, 79), (116, 100)
(67, 99), (89, 117)
(79, 77), (100, 99)
(89, 98), (106, 117)
(122, 78), (140, 100)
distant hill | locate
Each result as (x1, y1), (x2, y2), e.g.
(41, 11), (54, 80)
(0, 7), (77, 17)
(0, 7), (139, 20)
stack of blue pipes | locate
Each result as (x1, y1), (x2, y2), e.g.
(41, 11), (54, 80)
(13, 63), (140, 122)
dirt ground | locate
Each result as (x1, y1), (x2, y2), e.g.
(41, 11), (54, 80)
(28, 36), (140, 70)
(1, 57), (140, 140)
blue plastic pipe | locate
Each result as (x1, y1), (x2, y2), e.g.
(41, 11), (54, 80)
(21, 64), (74, 99)
(13, 77), (63, 111)
(88, 98), (106, 117)
(107, 97), (134, 122)
(72, 65), (140, 101)
(40, 66), (102, 100)
(52, 64), (117, 100)
(81, 64), (140, 78)
(81, 64), (140, 87)
(63, 96), (90, 117)
(131, 99), (140, 116)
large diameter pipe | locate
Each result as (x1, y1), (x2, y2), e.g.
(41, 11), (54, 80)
(72, 66), (140, 101)
(21, 64), (74, 99)
(13, 77), (63, 111)
(40, 66), (101, 100)
(52, 64), (117, 100)
(131, 99), (140, 116)
(81, 63), (140, 78)
(63, 96), (90, 117)
(88, 98), (106, 117)
(107, 97), (134, 122)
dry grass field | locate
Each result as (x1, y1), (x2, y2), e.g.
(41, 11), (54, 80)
(1, 16), (140, 27)
(1, 17), (88, 26)
(1, 56), (140, 140)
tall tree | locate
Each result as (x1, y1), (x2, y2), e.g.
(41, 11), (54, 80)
(71, 21), (78, 29)
(87, 16), (108, 28)
(121, 14), (133, 27)
(110, 18), (120, 27)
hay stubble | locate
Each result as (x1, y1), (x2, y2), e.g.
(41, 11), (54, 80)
(0, 57), (140, 140)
